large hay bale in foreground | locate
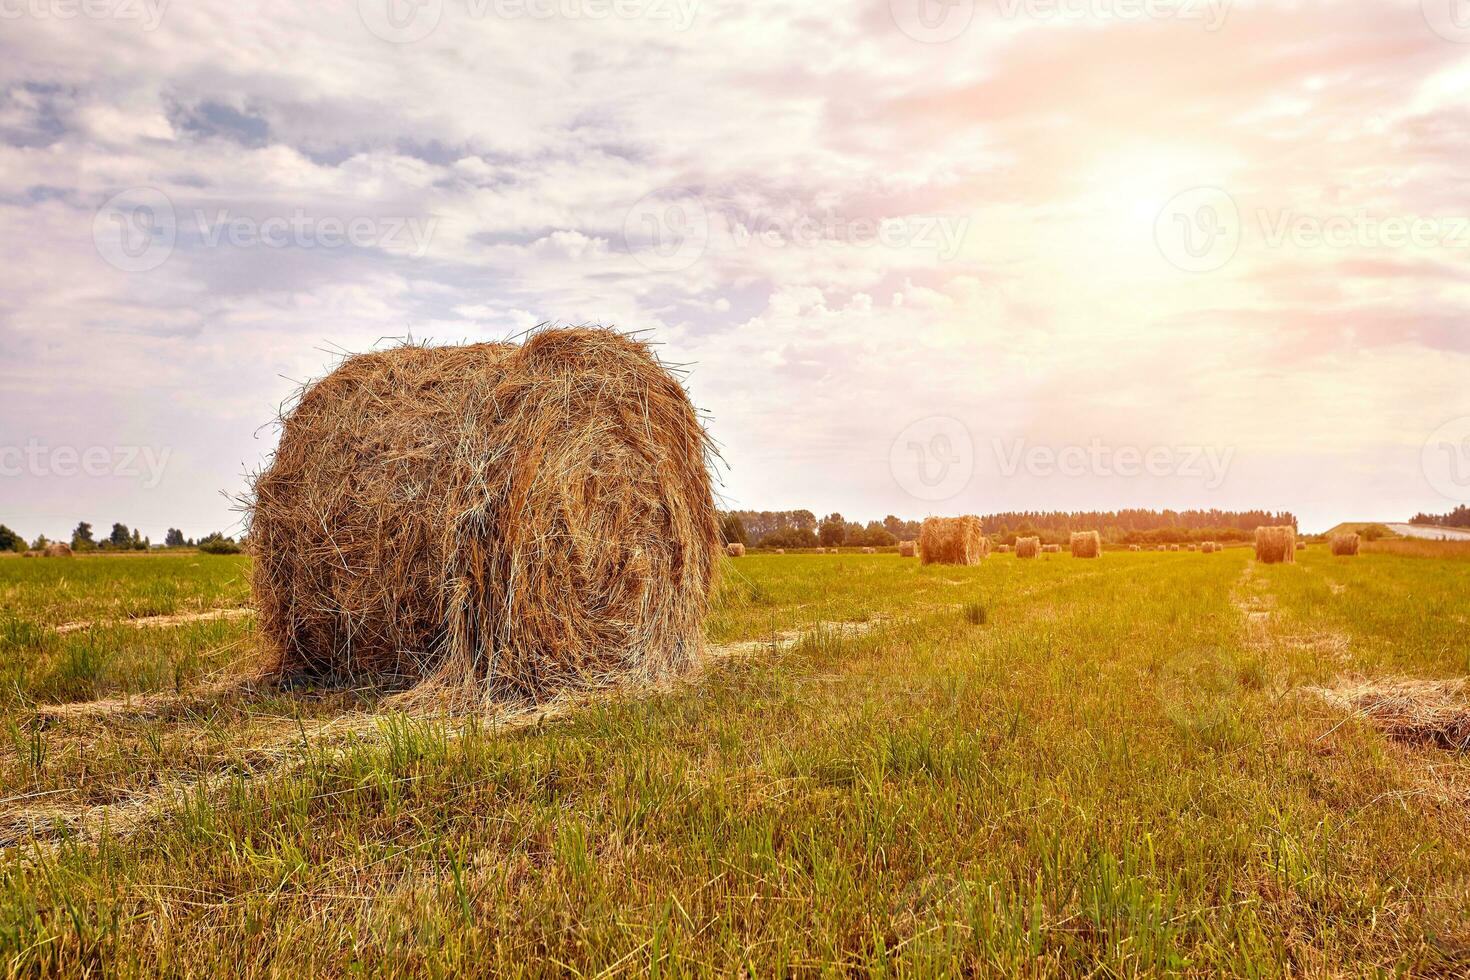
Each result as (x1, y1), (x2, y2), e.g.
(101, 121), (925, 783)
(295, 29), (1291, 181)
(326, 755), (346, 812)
(248, 328), (720, 704)
(1070, 530), (1102, 558)
(1330, 533), (1360, 556)
(726, 543), (746, 558)
(42, 542), (73, 558)
(919, 516), (985, 565)
(1254, 526), (1297, 564)
(1015, 536), (1040, 559)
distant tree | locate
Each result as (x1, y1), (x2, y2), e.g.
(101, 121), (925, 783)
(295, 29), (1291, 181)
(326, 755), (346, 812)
(71, 521), (95, 551)
(760, 527), (818, 548)
(197, 532), (242, 555)
(30, 534), (49, 551)
(818, 513), (846, 547)
(165, 528), (186, 548)
(719, 513), (749, 547)
(0, 524), (23, 553)
(862, 521), (897, 547)
(108, 523), (131, 549)
(130, 529), (147, 551)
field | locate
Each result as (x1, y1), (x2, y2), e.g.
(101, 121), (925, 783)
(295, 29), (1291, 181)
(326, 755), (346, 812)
(1, 548), (1468, 975)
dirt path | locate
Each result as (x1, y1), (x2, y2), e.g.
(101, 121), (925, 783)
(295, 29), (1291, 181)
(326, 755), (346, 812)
(54, 607), (254, 635)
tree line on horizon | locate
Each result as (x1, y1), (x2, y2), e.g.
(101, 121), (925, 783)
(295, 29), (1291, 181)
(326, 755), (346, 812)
(0, 521), (243, 554)
(720, 508), (1301, 549)
(1409, 505), (1470, 529)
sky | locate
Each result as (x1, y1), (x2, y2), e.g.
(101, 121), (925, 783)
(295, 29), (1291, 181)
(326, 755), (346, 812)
(2, 0), (1469, 540)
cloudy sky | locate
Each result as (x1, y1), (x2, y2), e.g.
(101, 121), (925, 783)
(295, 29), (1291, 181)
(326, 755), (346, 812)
(2, 0), (1469, 540)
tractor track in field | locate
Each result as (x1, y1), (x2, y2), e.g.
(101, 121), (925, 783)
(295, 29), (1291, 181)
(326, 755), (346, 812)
(1, 618), (886, 852)
(53, 606), (254, 635)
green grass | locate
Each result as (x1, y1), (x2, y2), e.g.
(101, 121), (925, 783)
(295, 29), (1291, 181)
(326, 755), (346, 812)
(0, 549), (1467, 975)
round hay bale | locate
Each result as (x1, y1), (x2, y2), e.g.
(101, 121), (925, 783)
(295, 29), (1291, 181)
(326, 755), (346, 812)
(1329, 532), (1360, 556)
(726, 542), (746, 558)
(919, 516), (985, 566)
(774, 548), (786, 555)
(1254, 526), (1297, 564)
(1042, 543), (1062, 554)
(1069, 530), (1102, 558)
(861, 546), (877, 554)
(998, 544), (1012, 553)
(1128, 545), (1141, 552)
(1169, 544), (1181, 552)
(1015, 536), (1040, 559)
(898, 540), (918, 558)
(42, 542), (73, 558)
(248, 328), (720, 704)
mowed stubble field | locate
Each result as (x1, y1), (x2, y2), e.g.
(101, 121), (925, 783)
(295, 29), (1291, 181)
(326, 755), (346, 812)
(1, 547), (1468, 975)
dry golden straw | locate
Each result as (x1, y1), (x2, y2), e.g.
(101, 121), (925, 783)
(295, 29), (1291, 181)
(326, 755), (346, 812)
(1254, 525), (1297, 564)
(248, 328), (720, 707)
(1070, 530), (1102, 559)
(919, 516), (986, 566)
(1330, 533), (1360, 556)
(1015, 536), (1040, 559)
(726, 543), (746, 558)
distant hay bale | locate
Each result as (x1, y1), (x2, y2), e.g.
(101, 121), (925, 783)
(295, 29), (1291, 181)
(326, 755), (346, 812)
(1186, 543), (1197, 551)
(1200, 542), (1216, 554)
(1254, 525), (1297, 564)
(861, 546), (876, 554)
(1170, 544), (1181, 552)
(1070, 530), (1102, 559)
(42, 542), (73, 558)
(1330, 532), (1360, 556)
(774, 548), (785, 554)
(22, 551), (39, 558)
(919, 516), (986, 566)
(1015, 536), (1041, 559)
(1157, 545), (1167, 552)
(998, 544), (1012, 553)
(899, 540), (917, 558)
(726, 543), (746, 558)
(1042, 544), (1062, 554)
(247, 328), (720, 706)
